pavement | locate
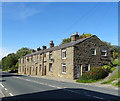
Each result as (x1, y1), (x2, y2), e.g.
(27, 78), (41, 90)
(0, 72), (120, 101)
(30, 74), (119, 90)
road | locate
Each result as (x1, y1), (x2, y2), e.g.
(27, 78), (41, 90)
(0, 71), (120, 101)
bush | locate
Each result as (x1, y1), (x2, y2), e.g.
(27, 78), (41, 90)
(79, 67), (109, 81)
(102, 65), (116, 73)
(112, 59), (120, 66)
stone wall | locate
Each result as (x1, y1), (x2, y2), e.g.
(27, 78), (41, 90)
(18, 47), (74, 79)
(73, 35), (111, 79)
(44, 46), (74, 79)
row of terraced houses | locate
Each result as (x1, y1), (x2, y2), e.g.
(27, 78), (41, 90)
(18, 32), (111, 79)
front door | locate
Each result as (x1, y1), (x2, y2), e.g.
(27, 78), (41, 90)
(44, 66), (46, 75)
(76, 65), (80, 78)
(36, 67), (38, 75)
(29, 67), (31, 75)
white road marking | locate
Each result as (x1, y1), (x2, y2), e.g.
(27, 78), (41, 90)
(64, 89), (82, 95)
(13, 76), (105, 100)
(86, 94), (91, 97)
(56, 87), (61, 89)
(0, 83), (4, 88)
(64, 89), (105, 100)
(93, 96), (104, 99)
(4, 88), (7, 91)
(9, 93), (13, 96)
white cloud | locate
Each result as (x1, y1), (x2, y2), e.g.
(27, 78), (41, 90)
(0, 48), (14, 60)
(18, 5), (42, 19)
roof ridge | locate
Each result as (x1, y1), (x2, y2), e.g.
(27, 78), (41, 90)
(24, 35), (95, 57)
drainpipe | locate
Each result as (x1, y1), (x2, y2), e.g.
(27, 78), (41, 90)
(42, 53), (44, 76)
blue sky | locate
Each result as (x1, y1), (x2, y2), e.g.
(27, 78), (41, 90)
(2, 2), (118, 59)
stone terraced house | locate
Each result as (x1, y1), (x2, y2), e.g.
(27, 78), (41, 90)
(18, 32), (111, 79)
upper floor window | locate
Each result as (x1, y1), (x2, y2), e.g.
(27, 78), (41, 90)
(62, 49), (66, 59)
(91, 48), (96, 55)
(49, 52), (52, 60)
(26, 57), (29, 62)
(62, 63), (66, 73)
(49, 63), (52, 72)
(101, 49), (107, 56)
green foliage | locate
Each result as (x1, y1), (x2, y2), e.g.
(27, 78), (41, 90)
(102, 41), (120, 59)
(102, 64), (116, 73)
(101, 79), (115, 84)
(61, 38), (71, 44)
(2, 53), (17, 71)
(101, 68), (120, 86)
(79, 33), (92, 39)
(76, 79), (96, 83)
(16, 47), (32, 58)
(112, 59), (120, 66)
(113, 81), (120, 87)
(110, 68), (120, 79)
(78, 67), (108, 83)
(1, 47), (31, 72)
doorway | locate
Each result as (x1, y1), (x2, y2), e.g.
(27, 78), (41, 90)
(76, 65), (80, 78)
(29, 67), (31, 75)
(36, 67), (38, 75)
(44, 66), (46, 75)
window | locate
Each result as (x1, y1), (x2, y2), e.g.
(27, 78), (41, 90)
(62, 49), (66, 59)
(101, 49), (107, 56)
(49, 52), (52, 60)
(83, 64), (89, 72)
(27, 58), (29, 62)
(62, 63), (66, 73)
(39, 65), (41, 72)
(91, 48), (96, 55)
(49, 63), (52, 72)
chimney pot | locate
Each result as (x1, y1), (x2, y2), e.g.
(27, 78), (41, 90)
(50, 40), (54, 48)
(42, 45), (47, 50)
(37, 47), (41, 51)
(70, 32), (79, 41)
(76, 32), (78, 35)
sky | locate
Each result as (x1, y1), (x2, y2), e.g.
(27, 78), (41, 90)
(1, 2), (118, 59)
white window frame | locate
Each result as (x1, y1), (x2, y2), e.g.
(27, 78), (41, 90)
(62, 63), (66, 73)
(91, 48), (96, 55)
(62, 49), (66, 59)
(101, 49), (107, 56)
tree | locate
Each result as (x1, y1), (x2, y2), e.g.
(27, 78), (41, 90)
(2, 53), (17, 70)
(61, 38), (71, 44)
(61, 33), (92, 44)
(102, 41), (120, 59)
(79, 33), (92, 39)
(1, 47), (32, 72)
(16, 47), (32, 59)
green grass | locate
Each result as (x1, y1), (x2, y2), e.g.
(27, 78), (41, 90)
(76, 79), (103, 83)
(101, 68), (120, 87)
(113, 81), (120, 87)
(101, 79), (115, 84)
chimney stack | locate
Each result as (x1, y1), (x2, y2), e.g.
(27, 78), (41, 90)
(42, 45), (47, 50)
(70, 32), (79, 41)
(37, 47), (41, 51)
(32, 49), (36, 52)
(50, 40), (54, 48)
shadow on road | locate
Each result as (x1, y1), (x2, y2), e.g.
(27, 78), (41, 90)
(2, 88), (120, 101)
(0, 72), (25, 78)
(0, 79), (6, 82)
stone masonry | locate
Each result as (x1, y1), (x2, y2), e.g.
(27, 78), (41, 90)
(18, 33), (111, 79)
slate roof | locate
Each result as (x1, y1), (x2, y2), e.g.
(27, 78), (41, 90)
(24, 35), (96, 57)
